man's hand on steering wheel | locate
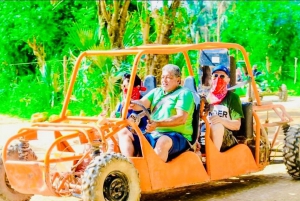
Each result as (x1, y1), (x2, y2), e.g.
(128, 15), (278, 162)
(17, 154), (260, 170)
(127, 100), (152, 127)
(145, 120), (157, 132)
(121, 100), (135, 109)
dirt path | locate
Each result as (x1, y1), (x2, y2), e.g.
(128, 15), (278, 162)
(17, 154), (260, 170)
(144, 164), (299, 201)
(0, 95), (299, 201)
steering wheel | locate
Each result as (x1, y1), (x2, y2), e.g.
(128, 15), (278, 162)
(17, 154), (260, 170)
(128, 100), (152, 125)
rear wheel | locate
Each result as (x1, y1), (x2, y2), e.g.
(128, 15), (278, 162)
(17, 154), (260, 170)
(279, 84), (288, 102)
(283, 124), (300, 179)
(82, 152), (140, 201)
(0, 143), (36, 201)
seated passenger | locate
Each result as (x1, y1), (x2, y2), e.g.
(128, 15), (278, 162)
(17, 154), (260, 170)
(206, 65), (244, 151)
(118, 64), (195, 162)
(111, 73), (148, 132)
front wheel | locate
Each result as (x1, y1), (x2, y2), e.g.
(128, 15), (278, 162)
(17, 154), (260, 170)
(81, 153), (141, 201)
(283, 125), (300, 179)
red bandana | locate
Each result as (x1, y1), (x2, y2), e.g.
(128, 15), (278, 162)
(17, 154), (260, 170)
(123, 85), (147, 100)
(208, 78), (228, 105)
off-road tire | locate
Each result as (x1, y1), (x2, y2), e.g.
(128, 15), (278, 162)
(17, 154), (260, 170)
(0, 144), (36, 201)
(82, 152), (140, 201)
(279, 84), (288, 102)
(283, 124), (300, 179)
(282, 90), (288, 102)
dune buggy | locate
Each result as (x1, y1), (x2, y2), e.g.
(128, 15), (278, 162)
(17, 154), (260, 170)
(0, 42), (298, 201)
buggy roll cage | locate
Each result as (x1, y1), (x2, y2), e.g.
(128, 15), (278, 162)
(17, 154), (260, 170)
(58, 42), (291, 164)
(1, 42), (293, 197)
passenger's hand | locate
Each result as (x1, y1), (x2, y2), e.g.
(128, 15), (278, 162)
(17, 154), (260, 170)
(129, 103), (134, 109)
(209, 114), (223, 125)
(146, 120), (157, 133)
(122, 100), (134, 109)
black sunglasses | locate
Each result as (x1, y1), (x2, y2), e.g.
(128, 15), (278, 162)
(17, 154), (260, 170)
(213, 74), (227, 79)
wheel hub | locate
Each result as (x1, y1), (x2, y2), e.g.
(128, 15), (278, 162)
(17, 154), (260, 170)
(103, 171), (129, 201)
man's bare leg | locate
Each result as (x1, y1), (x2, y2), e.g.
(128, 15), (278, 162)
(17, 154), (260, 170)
(107, 137), (116, 153)
(117, 128), (135, 157)
(154, 135), (173, 162)
(210, 123), (225, 151)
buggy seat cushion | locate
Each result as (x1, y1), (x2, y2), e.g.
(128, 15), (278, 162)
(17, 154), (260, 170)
(183, 76), (200, 144)
(140, 75), (157, 97)
(233, 102), (253, 139)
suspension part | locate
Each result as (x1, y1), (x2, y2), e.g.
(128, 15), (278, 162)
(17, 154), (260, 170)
(17, 139), (37, 161)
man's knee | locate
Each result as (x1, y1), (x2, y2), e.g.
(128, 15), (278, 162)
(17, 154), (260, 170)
(210, 123), (225, 138)
(118, 128), (134, 141)
(155, 135), (173, 150)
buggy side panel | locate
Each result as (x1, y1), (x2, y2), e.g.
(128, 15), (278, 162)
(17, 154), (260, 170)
(130, 126), (209, 193)
(206, 138), (259, 180)
(4, 161), (57, 196)
(183, 76), (201, 145)
(206, 102), (259, 180)
(234, 102), (254, 140)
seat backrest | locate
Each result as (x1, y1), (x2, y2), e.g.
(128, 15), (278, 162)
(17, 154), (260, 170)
(140, 75), (157, 97)
(233, 102), (253, 139)
(183, 76), (200, 144)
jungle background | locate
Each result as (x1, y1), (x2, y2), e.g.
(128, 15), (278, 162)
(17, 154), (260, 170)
(0, 0), (299, 119)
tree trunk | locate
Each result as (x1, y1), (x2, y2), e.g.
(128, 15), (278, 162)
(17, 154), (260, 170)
(98, 0), (130, 49)
(63, 55), (68, 97)
(295, 57), (298, 84)
(229, 55), (236, 87)
(27, 38), (46, 76)
(140, 1), (152, 78)
(266, 56), (270, 73)
(146, 0), (181, 83)
(216, 1), (226, 42)
(140, 1), (150, 44)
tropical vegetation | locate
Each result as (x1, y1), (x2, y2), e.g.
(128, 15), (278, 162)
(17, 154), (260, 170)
(0, 0), (299, 119)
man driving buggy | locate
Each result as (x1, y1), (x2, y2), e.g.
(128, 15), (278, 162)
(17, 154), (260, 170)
(206, 65), (244, 151)
(118, 64), (195, 162)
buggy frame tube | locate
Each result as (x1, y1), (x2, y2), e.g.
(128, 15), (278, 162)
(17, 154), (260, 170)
(59, 43), (259, 119)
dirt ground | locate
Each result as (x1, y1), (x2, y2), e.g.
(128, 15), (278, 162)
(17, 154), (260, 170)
(0, 95), (300, 201)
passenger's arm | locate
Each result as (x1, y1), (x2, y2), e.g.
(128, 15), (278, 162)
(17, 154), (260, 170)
(127, 97), (151, 111)
(145, 109), (188, 132)
(126, 88), (155, 111)
(209, 115), (241, 131)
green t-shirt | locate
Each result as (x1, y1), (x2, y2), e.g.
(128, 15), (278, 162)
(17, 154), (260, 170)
(208, 91), (244, 120)
(144, 86), (195, 141)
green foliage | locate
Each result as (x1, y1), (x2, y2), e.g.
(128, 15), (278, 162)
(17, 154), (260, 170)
(170, 6), (193, 44)
(221, 1), (300, 94)
(123, 11), (143, 47)
(0, 1), (101, 118)
(0, 73), (57, 118)
(1, 1), (300, 120)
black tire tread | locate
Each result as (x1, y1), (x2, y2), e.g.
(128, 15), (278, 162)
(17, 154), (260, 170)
(283, 124), (300, 179)
(81, 152), (141, 201)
